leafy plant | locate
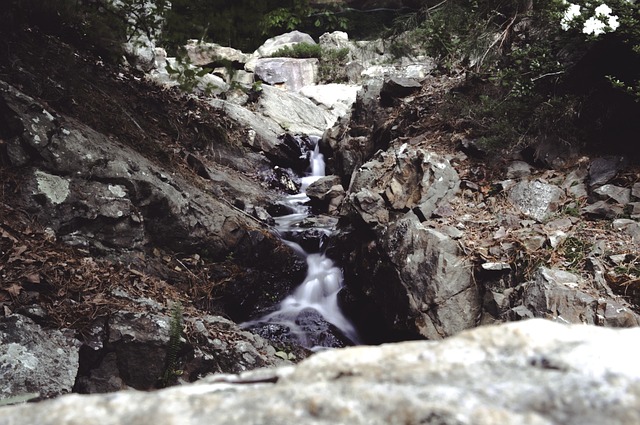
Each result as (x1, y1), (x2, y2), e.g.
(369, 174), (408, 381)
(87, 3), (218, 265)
(165, 54), (220, 95)
(318, 47), (351, 83)
(560, 236), (591, 270)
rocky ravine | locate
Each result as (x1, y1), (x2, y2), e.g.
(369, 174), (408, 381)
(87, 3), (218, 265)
(1, 22), (640, 420)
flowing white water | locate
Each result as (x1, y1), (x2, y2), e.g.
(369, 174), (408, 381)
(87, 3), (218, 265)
(244, 137), (360, 348)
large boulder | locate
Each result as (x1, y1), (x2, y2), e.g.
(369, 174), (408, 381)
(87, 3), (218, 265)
(503, 267), (640, 327)
(3, 320), (640, 424)
(299, 83), (361, 127)
(257, 84), (334, 136)
(0, 314), (80, 399)
(335, 144), (465, 340)
(254, 58), (318, 92)
(184, 40), (250, 67)
(343, 143), (460, 225)
(0, 80), (305, 323)
(75, 311), (292, 394)
(0, 80), (270, 256)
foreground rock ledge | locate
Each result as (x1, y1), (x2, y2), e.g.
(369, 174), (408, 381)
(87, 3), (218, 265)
(2, 319), (639, 425)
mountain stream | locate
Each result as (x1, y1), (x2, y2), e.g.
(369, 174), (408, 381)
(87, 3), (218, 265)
(242, 136), (360, 350)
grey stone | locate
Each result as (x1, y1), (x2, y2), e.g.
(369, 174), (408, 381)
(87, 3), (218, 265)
(562, 168), (588, 199)
(613, 219), (640, 242)
(379, 76), (421, 104)
(254, 58), (318, 92)
(588, 156), (628, 188)
(593, 184), (632, 205)
(299, 84), (361, 127)
(348, 188), (389, 225)
(633, 182), (640, 199)
(5, 321), (640, 425)
(630, 202), (640, 219)
(344, 144), (460, 224)
(378, 215), (481, 339)
(306, 176), (342, 200)
(184, 40), (250, 66)
(509, 180), (565, 222)
(506, 160), (533, 179)
(582, 200), (624, 219)
(257, 84), (333, 136)
(482, 262), (512, 271)
(0, 314), (80, 399)
(518, 267), (640, 327)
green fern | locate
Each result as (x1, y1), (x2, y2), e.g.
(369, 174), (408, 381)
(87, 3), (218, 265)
(160, 301), (184, 388)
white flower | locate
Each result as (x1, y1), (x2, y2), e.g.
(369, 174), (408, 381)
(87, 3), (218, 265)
(594, 3), (613, 15)
(583, 16), (607, 35)
(582, 3), (621, 36)
(561, 3), (582, 30)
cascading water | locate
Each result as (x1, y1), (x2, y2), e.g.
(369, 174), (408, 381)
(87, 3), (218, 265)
(242, 136), (360, 349)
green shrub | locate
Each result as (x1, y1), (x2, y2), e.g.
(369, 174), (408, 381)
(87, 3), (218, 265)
(269, 42), (322, 58)
(319, 47), (351, 83)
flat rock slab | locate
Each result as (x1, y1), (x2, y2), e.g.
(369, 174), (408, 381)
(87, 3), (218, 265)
(3, 320), (640, 425)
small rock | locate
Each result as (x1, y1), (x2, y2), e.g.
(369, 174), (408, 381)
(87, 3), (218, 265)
(630, 202), (640, 220)
(521, 234), (547, 252)
(612, 219), (640, 242)
(440, 225), (464, 240)
(588, 156), (628, 188)
(582, 201), (624, 219)
(506, 161), (532, 179)
(547, 230), (567, 248)
(609, 254), (629, 265)
(460, 180), (480, 191)
(632, 182), (640, 199)
(509, 180), (565, 222)
(481, 262), (512, 271)
(593, 184), (631, 205)
(379, 76), (422, 105)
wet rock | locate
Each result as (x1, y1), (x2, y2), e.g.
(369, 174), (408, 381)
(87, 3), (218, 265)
(0, 314), (80, 399)
(246, 308), (350, 350)
(254, 58), (318, 92)
(306, 176), (342, 200)
(7, 320), (640, 425)
(588, 156), (628, 188)
(508, 180), (565, 222)
(594, 184), (632, 204)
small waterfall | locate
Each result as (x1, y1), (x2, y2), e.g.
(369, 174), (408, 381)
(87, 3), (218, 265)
(243, 136), (359, 349)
